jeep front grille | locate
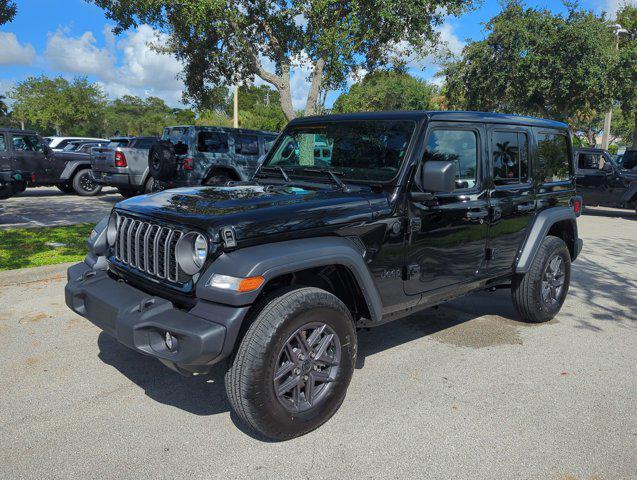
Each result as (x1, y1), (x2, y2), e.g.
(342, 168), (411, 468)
(113, 214), (184, 283)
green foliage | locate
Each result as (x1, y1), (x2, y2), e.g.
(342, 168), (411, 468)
(443, 1), (616, 121)
(613, 4), (637, 147)
(0, 0), (16, 25)
(0, 94), (8, 117)
(229, 85), (287, 131)
(103, 95), (196, 136)
(9, 76), (107, 136)
(333, 71), (439, 113)
(0, 223), (93, 271)
(90, 0), (476, 119)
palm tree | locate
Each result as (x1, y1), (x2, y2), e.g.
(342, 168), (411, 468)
(494, 141), (517, 179)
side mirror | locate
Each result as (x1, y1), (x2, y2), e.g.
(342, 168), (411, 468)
(44, 145), (53, 155)
(418, 160), (457, 193)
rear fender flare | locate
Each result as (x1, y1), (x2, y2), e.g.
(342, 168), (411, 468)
(60, 160), (91, 180)
(515, 206), (577, 273)
(196, 236), (382, 323)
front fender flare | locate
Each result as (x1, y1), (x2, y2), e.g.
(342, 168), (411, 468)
(515, 206), (578, 273)
(196, 237), (383, 323)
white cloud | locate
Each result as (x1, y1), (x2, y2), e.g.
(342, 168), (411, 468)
(0, 32), (36, 66)
(44, 24), (186, 106)
(436, 22), (465, 56)
(599, 0), (637, 17)
(46, 28), (114, 75)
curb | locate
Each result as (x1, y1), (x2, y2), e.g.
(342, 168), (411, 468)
(0, 261), (76, 287)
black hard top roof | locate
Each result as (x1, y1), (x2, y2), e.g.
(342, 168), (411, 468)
(290, 110), (568, 129)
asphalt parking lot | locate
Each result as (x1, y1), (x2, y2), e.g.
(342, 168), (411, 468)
(0, 187), (120, 229)
(0, 212), (635, 480)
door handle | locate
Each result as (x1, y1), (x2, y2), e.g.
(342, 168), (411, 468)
(465, 209), (489, 220)
(517, 203), (535, 212)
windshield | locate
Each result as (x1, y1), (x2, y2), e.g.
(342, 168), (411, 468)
(262, 120), (415, 182)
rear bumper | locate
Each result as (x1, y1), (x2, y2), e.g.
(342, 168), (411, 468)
(65, 262), (248, 374)
(91, 171), (140, 187)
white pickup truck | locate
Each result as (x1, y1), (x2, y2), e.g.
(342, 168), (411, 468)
(90, 136), (158, 198)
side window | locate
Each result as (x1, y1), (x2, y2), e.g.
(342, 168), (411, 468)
(0, 135), (5, 151)
(492, 131), (529, 185)
(263, 135), (278, 153)
(424, 129), (478, 189)
(11, 135), (44, 152)
(136, 138), (156, 150)
(198, 132), (229, 153)
(235, 134), (259, 155)
(536, 133), (571, 182)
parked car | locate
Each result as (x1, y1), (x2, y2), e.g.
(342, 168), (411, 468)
(574, 147), (637, 211)
(43, 136), (109, 151)
(0, 128), (103, 197)
(62, 140), (110, 153)
(149, 126), (278, 189)
(0, 129), (32, 199)
(91, 136), (159, 198)
(66, 111), (583, 440)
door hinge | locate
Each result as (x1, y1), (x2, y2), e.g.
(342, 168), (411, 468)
(485, 248), (497, 261)
(403, 263), (421, 280)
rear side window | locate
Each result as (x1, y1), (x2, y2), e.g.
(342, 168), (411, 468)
(492, 131), (529, 185)
(11, 135), (45, 152)
(536, 133), (571, 182)
(198, 132), (229, 153)
(0, 135), (5, 151)
(235, 134), (259, 155)
(135, 138), (157, 149)
(108, 140), (129, 148)
(424, 129), (478, 189)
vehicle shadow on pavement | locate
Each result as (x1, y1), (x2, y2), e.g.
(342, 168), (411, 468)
(97, 332), (231, 416)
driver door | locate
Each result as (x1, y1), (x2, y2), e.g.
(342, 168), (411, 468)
(403, 122), (489, 295)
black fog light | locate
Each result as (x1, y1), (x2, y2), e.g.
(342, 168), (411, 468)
(164, 331), (178, 351)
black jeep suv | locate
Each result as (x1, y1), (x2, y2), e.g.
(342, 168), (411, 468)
(0, 128), (103, 198)
(65, 111), (583, 440)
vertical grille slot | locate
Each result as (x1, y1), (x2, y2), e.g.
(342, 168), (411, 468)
(112, 214), (187, 285)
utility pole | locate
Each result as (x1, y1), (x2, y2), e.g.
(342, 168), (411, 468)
(233, 79), (239, 129)
(601, 24), (628, 150)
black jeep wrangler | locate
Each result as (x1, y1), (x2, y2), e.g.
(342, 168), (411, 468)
(65, 111), (583, 440)
(0, 128), (103, 198)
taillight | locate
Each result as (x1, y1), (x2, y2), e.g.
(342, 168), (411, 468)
(183, 158), (194, 170)
(114, 151), (127, 167)
(572, 198), (582, 216)
(31, 173), (36, 182)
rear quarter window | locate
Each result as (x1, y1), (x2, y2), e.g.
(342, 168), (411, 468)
(536, 132), (572, 182)
(235, 134), (259, 155)
(198, 132), (229, 153)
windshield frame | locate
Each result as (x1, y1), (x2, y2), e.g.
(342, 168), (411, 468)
(259, 118), (419, 185)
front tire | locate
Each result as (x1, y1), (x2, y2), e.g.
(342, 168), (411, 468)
(72, 169), (102, 196)
(225, 287), (357, 440)
(512, 235), (571, 323)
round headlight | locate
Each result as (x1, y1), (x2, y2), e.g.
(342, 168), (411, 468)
(106, 212), (118, 246)
(193, 233), (208, 268)
(176, 232), (209, 275)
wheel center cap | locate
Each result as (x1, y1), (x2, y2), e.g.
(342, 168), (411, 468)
(301, 358), (312, 374)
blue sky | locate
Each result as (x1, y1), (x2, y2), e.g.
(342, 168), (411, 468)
(0, 0), (631, 110)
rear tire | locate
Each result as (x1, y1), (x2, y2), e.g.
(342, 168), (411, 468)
(72, 169), (102, 196)
(225, 287), (357, 440)
(512, 235), (571, 323)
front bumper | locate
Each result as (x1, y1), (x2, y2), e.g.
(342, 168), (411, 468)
(65, 262), (248, 374)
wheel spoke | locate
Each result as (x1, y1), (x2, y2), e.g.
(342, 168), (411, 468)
(274, 361), (295, 381)
(295, 332), (310, 354)
(306, 324), (326, 348)
(284, 342), (298, 365)
(314, 333), (334, 359)
(310, 370), (333, 384)
(277, 374), (300, 396)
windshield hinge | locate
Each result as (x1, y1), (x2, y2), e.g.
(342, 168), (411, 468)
(221, 227), (237, 248)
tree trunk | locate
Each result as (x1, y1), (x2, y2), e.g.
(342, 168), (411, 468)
(304, 58), (325, 117)
(278, 63), (295, 122)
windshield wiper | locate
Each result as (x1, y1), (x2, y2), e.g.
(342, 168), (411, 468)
(258, 166), (290, 182)
(302, 168), (350, 192)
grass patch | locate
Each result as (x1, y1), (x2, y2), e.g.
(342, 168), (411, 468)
(0, 223), (93, 271)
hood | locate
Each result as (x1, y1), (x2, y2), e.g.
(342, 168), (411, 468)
(115, 183), (390, 242)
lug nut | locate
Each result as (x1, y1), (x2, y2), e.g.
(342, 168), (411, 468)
(309, 352), (315, 359)
(294, 368), (301, 375)
(298, 353), (305, 361)
(303, 375), (309, 381)
(313, 364), (319, 371)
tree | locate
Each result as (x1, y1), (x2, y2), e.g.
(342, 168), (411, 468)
(443, 1), (616, 123)
(0, 0), (16, 25)
(613, 5), (637, 148)
(0, 94), (8, 117)
(226, 85), (287, 131)
(333, 70), (440, 113)
(9, 76), (107, 136)
(91, 0), (475, 121)
(103, 95), (196, 136)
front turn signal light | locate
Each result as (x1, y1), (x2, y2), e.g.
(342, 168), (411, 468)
(207, 274), (264, 293)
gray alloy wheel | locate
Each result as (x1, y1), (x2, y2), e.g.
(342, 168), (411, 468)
(541, 255), (566, 308)
(273, 322), (341, 413)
